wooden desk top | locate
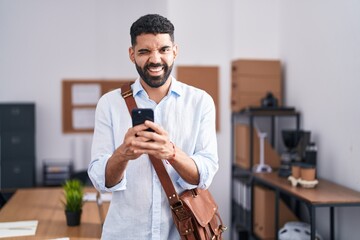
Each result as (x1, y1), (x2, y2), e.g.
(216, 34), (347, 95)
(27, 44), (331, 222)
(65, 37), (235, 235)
(253, 172), (360, 205)
(0, 187), (107, 240)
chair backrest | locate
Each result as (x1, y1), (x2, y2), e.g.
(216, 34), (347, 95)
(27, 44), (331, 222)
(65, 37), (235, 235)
(0, 191), (15, 209)
(0, 193), (6, 208)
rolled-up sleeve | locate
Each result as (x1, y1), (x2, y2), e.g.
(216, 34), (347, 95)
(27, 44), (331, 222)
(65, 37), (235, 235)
(177, 92), (218, 190)
(88, 93), (127, 193)
(88, 154), (127, 193)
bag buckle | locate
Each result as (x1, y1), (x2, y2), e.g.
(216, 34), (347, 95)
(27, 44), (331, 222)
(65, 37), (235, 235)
(220, 225), (228, 232)
(121, 89), (133, 98)
(170, 200), (183, 210)
(171, 201), (191, 221)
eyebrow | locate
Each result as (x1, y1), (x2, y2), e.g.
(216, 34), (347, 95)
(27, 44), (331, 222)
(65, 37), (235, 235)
(137, 45), (172, 52)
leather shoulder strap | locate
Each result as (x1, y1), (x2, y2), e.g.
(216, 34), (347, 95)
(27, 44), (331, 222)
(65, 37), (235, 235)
(120, 83), (137, 116)
(120, 83), (181, 206)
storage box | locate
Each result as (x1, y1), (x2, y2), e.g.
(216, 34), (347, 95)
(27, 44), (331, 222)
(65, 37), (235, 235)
(253, 185), (298, 239)
(176, 66), (220, 131)
(235, 124), (280, 170)
(231, 59), (283, 112)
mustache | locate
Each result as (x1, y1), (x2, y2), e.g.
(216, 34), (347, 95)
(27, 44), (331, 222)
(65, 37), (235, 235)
(146, 63), (165, 68)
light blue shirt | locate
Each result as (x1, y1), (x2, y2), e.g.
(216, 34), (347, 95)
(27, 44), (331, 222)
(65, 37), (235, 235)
(88, 77), (219, 240)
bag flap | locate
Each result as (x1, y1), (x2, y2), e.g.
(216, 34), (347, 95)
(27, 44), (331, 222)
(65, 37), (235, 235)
(180, 188), (218, 227)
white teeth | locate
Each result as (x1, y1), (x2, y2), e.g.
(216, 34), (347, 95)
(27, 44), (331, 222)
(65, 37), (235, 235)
(149, 67), (163, 72)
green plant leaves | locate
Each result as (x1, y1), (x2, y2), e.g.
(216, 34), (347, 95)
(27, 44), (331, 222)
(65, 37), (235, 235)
(62, 179), (84, 212)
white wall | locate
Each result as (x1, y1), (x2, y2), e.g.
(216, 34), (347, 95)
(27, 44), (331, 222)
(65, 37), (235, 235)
(233, 0), (280, 59)
(0, 0), (168, 174)
(277, 1), (360, 239)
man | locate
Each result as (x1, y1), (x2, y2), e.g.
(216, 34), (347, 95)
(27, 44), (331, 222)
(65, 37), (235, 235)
(88, 14), (219, 239)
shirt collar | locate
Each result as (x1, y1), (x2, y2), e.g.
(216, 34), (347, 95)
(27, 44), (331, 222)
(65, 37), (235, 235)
(132, 76), (182, 97)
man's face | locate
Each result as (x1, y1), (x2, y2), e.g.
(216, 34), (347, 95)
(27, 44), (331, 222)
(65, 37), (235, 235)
(129, 33), (177, 88)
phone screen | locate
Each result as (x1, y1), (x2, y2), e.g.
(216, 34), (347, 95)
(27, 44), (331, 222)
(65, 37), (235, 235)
(131, 108), (154, 132)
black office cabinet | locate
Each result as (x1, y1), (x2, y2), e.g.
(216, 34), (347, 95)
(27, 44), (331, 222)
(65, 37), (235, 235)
(0, 103), (36, 189)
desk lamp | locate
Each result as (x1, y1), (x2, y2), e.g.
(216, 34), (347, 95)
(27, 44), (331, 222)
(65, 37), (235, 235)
(253, 130), (272, 173)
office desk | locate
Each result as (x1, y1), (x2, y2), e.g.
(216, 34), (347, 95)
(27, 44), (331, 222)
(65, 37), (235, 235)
(253, 172), (360, 240)
(0, 187), (108, 240)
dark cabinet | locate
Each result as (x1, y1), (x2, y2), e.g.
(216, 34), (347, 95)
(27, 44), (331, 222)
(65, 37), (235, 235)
(0, 103), (36, 189)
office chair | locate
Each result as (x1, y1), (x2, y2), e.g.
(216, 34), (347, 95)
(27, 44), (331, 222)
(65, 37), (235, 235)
(0, 193), (6, 208)
(0, 191), (15, 209)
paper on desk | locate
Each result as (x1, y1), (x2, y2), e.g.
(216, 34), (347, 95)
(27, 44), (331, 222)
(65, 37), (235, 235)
(83, 192), (112, 202)
(47, 238), (70, 240)
(0, 220), (38, 238)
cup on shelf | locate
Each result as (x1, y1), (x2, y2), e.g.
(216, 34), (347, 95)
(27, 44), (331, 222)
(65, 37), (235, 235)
(300, 164), (316, 181)
(291, 163), (301, 179)
(288, 162), (318, 188)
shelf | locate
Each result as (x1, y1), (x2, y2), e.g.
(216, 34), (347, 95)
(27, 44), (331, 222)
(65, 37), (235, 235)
(231, 110), (301, 240)
(232, 164), (253, 179)
(232, 201), (251, 230)
(237, 107), (298, 116)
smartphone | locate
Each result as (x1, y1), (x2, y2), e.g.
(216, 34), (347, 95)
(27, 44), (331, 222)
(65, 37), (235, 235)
(131, 108), (154, 132)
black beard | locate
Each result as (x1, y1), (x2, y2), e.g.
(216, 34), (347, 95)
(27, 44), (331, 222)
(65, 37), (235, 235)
(135, 62), (173, 88)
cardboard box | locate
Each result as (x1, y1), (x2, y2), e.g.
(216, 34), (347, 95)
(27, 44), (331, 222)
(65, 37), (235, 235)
(234, 76), (282, 93)
(176, 66), (220, 131)
(253, 185), (298, 239)
(235, 124), (280, 170)
(232, 59), (281, 76)
(231, 59), (282, 112)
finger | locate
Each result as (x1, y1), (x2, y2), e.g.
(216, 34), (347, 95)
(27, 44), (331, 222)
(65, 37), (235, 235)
(133, 134), (153, 144)
(144, 120), (164, 134)
(130, 124), (153, 140)
(131, 139), (159, 151)
(132, 123), (150, 133)
(135, 130), (156, 141)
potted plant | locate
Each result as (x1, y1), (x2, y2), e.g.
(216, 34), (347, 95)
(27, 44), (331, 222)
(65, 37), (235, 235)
(62, 179), (84, 226)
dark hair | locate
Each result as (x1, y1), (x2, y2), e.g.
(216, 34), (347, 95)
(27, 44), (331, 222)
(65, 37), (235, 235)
(130, 14), (174, 46)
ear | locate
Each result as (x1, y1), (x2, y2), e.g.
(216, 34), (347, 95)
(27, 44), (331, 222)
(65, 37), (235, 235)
(172, 44), (178, 59)
(129, 47), (135, 63)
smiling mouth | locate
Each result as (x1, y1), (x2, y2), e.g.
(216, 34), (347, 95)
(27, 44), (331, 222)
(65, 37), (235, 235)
(147, 66), (164, 75)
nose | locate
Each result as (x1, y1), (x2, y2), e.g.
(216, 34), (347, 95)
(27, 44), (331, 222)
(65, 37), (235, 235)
(149, 50), (161, 63)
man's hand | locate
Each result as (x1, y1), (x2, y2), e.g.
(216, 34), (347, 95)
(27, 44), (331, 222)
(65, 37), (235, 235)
(131, 120), (174, 160)
(104, 123), (154, 188)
